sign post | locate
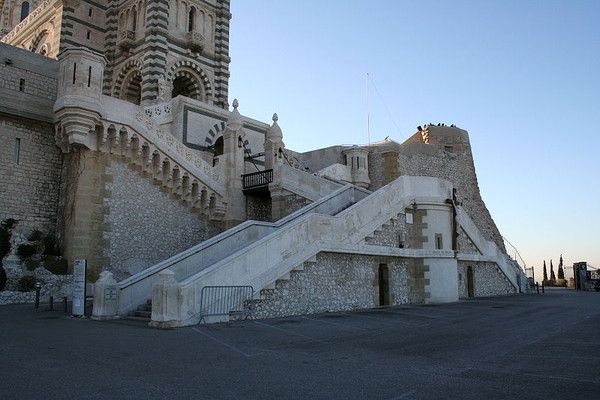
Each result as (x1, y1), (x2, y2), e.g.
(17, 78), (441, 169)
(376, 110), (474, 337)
(72, 259), (87, 316)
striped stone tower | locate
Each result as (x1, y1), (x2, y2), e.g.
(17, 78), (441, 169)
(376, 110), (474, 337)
(140, 0), (169, 105)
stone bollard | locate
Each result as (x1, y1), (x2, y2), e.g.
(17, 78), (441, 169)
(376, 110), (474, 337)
(148, 269), (182, 329)
(91, 271), (120, 320)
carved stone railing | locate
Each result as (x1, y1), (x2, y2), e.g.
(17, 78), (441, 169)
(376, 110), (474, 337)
(186, 31), (204, 53)
(144, 102), (172, 119)
(118, 30), (135, 50)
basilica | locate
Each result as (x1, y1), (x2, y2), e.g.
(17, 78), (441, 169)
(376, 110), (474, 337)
(0, 1), (524, 326)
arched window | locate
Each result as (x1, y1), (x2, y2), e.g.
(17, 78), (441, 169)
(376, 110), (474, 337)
(132, 8), (137, 31)
(188, 8), (195, 32)
(20, 2), (30, 22)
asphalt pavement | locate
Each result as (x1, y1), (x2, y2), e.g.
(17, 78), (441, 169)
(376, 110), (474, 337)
(1, 288), (598, 399)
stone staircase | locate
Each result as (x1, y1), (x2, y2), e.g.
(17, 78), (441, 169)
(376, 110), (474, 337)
(71, 96), (229, 221)
(117, 183), (371, 316)
(124, 299), (152, 322)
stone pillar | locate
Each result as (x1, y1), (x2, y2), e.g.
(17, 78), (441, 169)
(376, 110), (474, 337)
(220, 99), (246, 227)
(264, 113), (284, 171)
(91, 271), (119, 320)
(149, 269), (182, 329)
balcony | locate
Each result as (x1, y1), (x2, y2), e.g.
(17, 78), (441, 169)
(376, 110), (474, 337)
(186, 31), (204, 53)
(118, 30), (135, 50)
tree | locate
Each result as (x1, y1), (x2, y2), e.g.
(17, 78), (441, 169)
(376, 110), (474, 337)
(558, 254), (565, 280)
(543, 260), (548, 282)
(550, 259), (556, 281)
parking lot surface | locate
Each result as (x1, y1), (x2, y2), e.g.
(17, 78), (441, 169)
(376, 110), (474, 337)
(2, 288), (598, 399)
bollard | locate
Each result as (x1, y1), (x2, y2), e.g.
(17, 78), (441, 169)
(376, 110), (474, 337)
(63, 296), (68, 312)
(34, 282), (42, 308)
(536, 283), (539, 294)
(49, 296), (54, 311)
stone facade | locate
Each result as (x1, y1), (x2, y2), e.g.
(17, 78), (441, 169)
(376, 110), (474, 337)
(0, 116), (62, 235)
(458, 261), (515, 298)
(103, 158), (219, 280)
(252, 252), (411, 319)
(0, 42), (61, 236)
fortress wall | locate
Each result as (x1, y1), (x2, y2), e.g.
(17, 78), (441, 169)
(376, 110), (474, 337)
(102, 158), (220, 281)
(396, 127), (505, 252)
(0, 43), (62, 236)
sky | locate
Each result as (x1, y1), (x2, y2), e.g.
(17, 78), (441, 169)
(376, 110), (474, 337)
(227, 0), (600, 278)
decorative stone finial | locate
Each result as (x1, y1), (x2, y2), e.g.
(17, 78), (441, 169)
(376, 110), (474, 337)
(227, 98), (242, 130)
(267, 112), (283, 140)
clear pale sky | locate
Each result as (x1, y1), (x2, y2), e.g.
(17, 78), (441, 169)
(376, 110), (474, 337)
(227, 0), (600, 277)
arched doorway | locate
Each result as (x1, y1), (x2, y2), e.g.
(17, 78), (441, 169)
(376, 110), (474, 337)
(122, 69), (142, 105)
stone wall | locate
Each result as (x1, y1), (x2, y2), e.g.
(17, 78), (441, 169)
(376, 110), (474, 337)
(283, 193), (311, 216)
(458, 261), (515, 298)
(364, 212), (410, 248)
(252, 252), (411, 319)
(0, 258), (72, 305)
(457, 227), (480, 254)
(0, 117), (62, 236)
(0, 42), (62, 236)
(245, 193), (271, 222)
(103, 158), (220, 280)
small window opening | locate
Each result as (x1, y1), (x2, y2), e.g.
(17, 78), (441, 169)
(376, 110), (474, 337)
(86, 30), (91, 40)
(343, 155), (347, 165)
(398, 236), (405, 248)
(435, 233), (443, 250)
(13, 138), (21, 164)
(132, 10), (137, 31)
(20, 2), (30, 22)
(188, 8), (195, 32)
(444, 145), (453, 152)
(89, 8), (93, 17)
(72, 63), (77, 84)
(406, 212), (413, 224)
(87, 66), (92, 87)
(356, 157), (360, 169)
(19, 78), (25, 92)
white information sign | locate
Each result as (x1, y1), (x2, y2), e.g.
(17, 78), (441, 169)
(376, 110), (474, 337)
(72, 259), (87, 316)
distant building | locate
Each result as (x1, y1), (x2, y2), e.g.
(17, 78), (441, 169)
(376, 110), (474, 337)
(0, 0), (524, 325)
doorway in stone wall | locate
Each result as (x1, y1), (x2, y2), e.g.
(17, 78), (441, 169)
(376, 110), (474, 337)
(467, 266), (474, 297)
(378, 264), (390, 306)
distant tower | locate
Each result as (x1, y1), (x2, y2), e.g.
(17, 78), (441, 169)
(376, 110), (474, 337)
(342, 146), (370, 188)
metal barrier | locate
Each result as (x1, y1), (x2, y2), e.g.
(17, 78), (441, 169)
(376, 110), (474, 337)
(242, 169), (273, 190)
(198, 285), (254, 324)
